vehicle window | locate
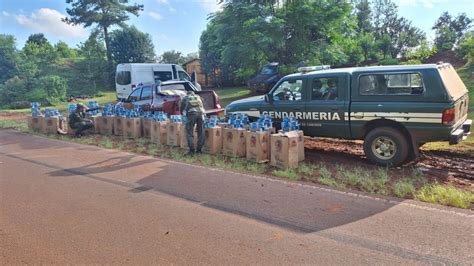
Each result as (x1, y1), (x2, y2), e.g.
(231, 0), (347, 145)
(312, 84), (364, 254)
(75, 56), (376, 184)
(359, 73), (424, 95)
(162, 84), (186, 91)
(178, 71), (190, 81)
(261, 66), (277, 75)
(272, 79), (303, 101)
(154, 71), (173, 82)
(128, 88), (142, 102)
(311, 77), (341, 101)
(116, 71), (131, 85)
(140, 86), (152, 100)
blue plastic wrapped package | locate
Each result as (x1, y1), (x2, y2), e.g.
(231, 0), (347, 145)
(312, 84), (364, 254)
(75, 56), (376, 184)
(87, 101), (100, 116)
(30, 102), (42, 117)
(281, 117), (300, 132)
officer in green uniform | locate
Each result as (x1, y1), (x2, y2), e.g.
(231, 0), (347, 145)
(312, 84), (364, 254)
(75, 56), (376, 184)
(68, 103), (96, 137)
(180, 91), (205, 155)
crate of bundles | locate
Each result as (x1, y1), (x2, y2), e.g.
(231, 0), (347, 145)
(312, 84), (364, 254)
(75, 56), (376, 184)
(41, 109), (67, 134)
(97, 103), (114, 135)
(27, 102), (44, 132)
(122, 109), (141, 138)
(150, 112), (168, 145)
(202, 116), (222, 155)
(167, 115), (184, 147)
(141, 111), (153, 138)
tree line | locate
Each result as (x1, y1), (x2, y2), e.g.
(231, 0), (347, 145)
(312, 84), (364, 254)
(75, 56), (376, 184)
(199, 0), (473, 86)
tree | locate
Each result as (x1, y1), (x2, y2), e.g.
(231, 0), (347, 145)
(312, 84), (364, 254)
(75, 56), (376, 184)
(0, 34), (18, 84)
(159, 50), (185, 64)
(433, 12), (473, 51)
(372, 0), (425, 58)
(109, 26), (156, 63)
(358, 32), (376, 62)
(354, 0), (372, 33)
(55, 41), (77, 58)
(63, 0), (143, 72)
(26, 33), (50, 46)
(74, 31), (109, 94)
(456, 31), (474, 62)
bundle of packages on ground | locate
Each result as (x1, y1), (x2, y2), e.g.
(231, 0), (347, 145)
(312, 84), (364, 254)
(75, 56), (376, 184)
(27, 103), (68, 134)
(27, 102), (44, 132)
(271, 117), (302, 169)
(26, 102), (306, 169)
(150, 115), (169, 145)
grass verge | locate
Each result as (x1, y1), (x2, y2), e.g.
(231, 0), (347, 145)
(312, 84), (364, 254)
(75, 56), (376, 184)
(0, 92), (117, 113)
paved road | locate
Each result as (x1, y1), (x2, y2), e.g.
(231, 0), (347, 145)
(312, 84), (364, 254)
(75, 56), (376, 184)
(1, 130), (473, 264)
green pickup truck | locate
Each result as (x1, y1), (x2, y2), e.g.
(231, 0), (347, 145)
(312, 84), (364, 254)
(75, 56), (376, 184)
(225, 63), (471, 166)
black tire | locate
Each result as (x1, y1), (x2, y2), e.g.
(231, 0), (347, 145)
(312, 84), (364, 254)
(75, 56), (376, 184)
(363, 127), (409, 167)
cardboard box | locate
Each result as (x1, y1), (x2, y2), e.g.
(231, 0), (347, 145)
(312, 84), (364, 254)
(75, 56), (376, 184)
(180, 125), (198, 149)
(123, 118), (142, 138)
(222, 128), (246, 157)
(113, 117), (124, 136)
(297, 130), (305, 161)
(41, 116), (67, 134)
(150, 120), (168, 145)
(141, 117), (152, 138)
(86, 115), (101, 134)
(270, 132), (299, 169)
(166, 122), (183, 146)
(246, 131), (270, 163)
(202, 127), (222, 155)
(27, 115), (44, 132)
(99, 116), (114, 135)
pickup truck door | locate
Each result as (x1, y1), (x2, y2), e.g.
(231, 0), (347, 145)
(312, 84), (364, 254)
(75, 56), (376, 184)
(304, 74), (349, 138)
(135, 85), (153, 111)
(259, 77), (310, 130)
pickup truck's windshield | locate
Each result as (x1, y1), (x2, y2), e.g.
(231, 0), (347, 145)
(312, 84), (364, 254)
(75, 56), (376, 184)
(261, 66), (277, 75)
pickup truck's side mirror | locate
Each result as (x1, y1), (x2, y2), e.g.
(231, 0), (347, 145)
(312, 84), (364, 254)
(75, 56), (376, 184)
(264, 94), (272, 103)
(191, 71), (197, 86)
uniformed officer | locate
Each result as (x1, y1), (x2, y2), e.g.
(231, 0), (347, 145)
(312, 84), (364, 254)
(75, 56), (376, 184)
(180, 91), (205, 155)
(68, 103), (97, 137)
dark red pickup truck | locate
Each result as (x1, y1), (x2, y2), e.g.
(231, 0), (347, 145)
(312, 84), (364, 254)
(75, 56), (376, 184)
(117, 80), (224, 115)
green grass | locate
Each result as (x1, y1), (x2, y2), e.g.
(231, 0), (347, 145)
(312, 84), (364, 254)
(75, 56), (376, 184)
(0, 92), (117, 113)
(272, 169), (300, 180)
(416, 184), (474, 209)
(214, 87), (253, 107)
(0, 120), (28, 131)
(393, 179), (416, 198)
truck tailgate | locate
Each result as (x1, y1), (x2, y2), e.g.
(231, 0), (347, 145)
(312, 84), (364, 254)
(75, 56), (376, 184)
(196, 90), (224, 115)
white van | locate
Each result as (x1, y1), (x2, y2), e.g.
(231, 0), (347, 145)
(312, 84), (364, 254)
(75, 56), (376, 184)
(115, 63), (198, 99)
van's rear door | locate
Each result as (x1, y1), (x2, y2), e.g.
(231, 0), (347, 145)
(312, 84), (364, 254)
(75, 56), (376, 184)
(438, 64), (469, 124)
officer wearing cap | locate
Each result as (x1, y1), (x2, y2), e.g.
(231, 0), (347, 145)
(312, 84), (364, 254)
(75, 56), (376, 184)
(68, 103), (97, 137)
(180, 91), (205, 155)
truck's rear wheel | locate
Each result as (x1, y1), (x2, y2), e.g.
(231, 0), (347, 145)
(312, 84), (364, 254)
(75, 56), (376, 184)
(364, 127), (409, 166)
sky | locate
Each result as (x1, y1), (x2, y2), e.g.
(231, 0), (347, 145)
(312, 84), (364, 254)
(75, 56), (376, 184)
(0, 0), (473, 56)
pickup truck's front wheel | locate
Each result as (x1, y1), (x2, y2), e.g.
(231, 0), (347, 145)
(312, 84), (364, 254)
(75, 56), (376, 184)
(364, 127), (409, 166)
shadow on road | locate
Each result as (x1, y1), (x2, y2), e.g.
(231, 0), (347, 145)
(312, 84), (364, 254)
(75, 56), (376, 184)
(1, 129), (398, 234)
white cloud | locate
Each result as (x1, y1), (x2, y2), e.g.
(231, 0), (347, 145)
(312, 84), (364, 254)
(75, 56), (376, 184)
(396, 0), (448, 9)
(156, 0), (169, 4)
(2, 11), (10, 17)
(198, 0), (222, 12)
(148, 11), (163, 20)
(168, 6), (177, 13)
(15, 8), (87, 38)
